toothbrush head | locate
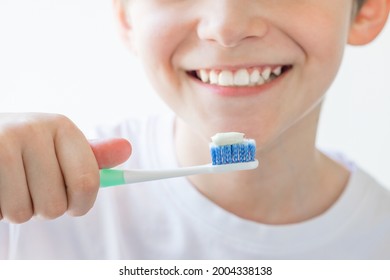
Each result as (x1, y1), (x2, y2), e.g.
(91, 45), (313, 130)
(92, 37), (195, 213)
(210, 132), (257, 165)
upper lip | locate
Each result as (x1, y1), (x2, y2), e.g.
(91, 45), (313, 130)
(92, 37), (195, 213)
(186, 63), (289, 72)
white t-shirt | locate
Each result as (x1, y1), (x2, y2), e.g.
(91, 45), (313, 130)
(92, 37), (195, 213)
(1, 113), (390, 260)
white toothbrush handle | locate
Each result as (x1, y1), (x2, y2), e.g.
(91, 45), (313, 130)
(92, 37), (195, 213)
(100, 160), (258, 187)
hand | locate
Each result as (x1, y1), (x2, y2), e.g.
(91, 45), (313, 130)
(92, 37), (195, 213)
(0, 113), (131, 223)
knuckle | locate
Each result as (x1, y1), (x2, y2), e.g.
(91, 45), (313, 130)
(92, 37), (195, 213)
(0, 113), (74, 139)
(5, 207), (33, 224)
(50, 114), (71, 127)
(0, 114), (50, 146)
(66, 173), (99, 217)
(67, 207), (89, 217)
(72, 172), (100, 196)
(51, 114), (78, 134)
(36, 200), (68, 220)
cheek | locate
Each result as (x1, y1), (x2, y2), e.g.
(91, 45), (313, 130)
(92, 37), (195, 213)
(284, 5), (353, 106)
(131, 14), (187, 102)
(131, 4), (188, 67)
(133, 19), (173, 70)
(297, 5), (351, 69)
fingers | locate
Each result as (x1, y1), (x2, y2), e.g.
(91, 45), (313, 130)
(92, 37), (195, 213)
(22, 131), (67, 220)
(0, 114), (98, 222)
(54, 118), (100, 217)
(89, 138), (132, 169)
(0, 144), (33, 223)
(0, 113), (132, 223)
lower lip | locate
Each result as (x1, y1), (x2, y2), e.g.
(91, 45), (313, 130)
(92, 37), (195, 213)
(189, 72), (289, 97)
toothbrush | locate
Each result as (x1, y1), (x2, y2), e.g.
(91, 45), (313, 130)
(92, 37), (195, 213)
(100, 132), (259, 187)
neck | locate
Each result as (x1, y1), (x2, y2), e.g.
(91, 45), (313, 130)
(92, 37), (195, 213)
(174, 106), (350, 225)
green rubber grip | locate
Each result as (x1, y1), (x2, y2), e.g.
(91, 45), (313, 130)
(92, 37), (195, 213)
(100, 169), (125, 188)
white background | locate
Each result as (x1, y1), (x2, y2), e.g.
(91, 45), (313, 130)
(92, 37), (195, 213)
(0, 0), (389, 187)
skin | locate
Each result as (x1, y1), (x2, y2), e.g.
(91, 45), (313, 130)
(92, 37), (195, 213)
(0, 114), (131, 223)
(117, 0), (390, 224)
(0, 0), (388, 224)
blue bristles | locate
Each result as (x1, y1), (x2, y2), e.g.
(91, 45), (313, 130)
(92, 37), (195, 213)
(210, 139), (256, 165)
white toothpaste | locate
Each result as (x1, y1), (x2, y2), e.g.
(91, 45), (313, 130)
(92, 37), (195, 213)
(211, 132), (245, 146)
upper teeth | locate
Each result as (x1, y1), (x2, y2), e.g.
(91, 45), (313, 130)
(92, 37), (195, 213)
(196, 66), (283, 87)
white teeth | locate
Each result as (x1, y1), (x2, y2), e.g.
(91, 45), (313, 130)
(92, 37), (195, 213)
(234, 69), (250, 86)
(195, 66), (285, 87)
(209, 70), (219, 84)
(261, 67), (272, 80)
(250, 69), (260, 84)
(199, 69), (209, 83)
(250, 69), (265, 85)
(273, 66), (282, 76)
(219, 70), (234, 86)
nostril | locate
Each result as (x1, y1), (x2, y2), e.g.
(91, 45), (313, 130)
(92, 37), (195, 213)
(197, 12), (269, 48)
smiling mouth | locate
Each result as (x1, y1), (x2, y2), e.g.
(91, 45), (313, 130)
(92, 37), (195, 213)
(188, 65), (292, 87)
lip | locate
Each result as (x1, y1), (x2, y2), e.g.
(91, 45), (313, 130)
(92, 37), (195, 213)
(187, 66), (292, 97)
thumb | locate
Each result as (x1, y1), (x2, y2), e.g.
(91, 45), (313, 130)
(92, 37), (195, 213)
(89, 138), (132, 169)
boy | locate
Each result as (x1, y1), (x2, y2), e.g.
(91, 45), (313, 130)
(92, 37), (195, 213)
(1, 0), (390, 259)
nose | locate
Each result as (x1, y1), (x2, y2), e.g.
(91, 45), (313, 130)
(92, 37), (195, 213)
(197, 0), (268, 48)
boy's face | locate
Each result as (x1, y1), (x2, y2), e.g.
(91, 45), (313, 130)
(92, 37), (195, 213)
(121, 0), (385, 148)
